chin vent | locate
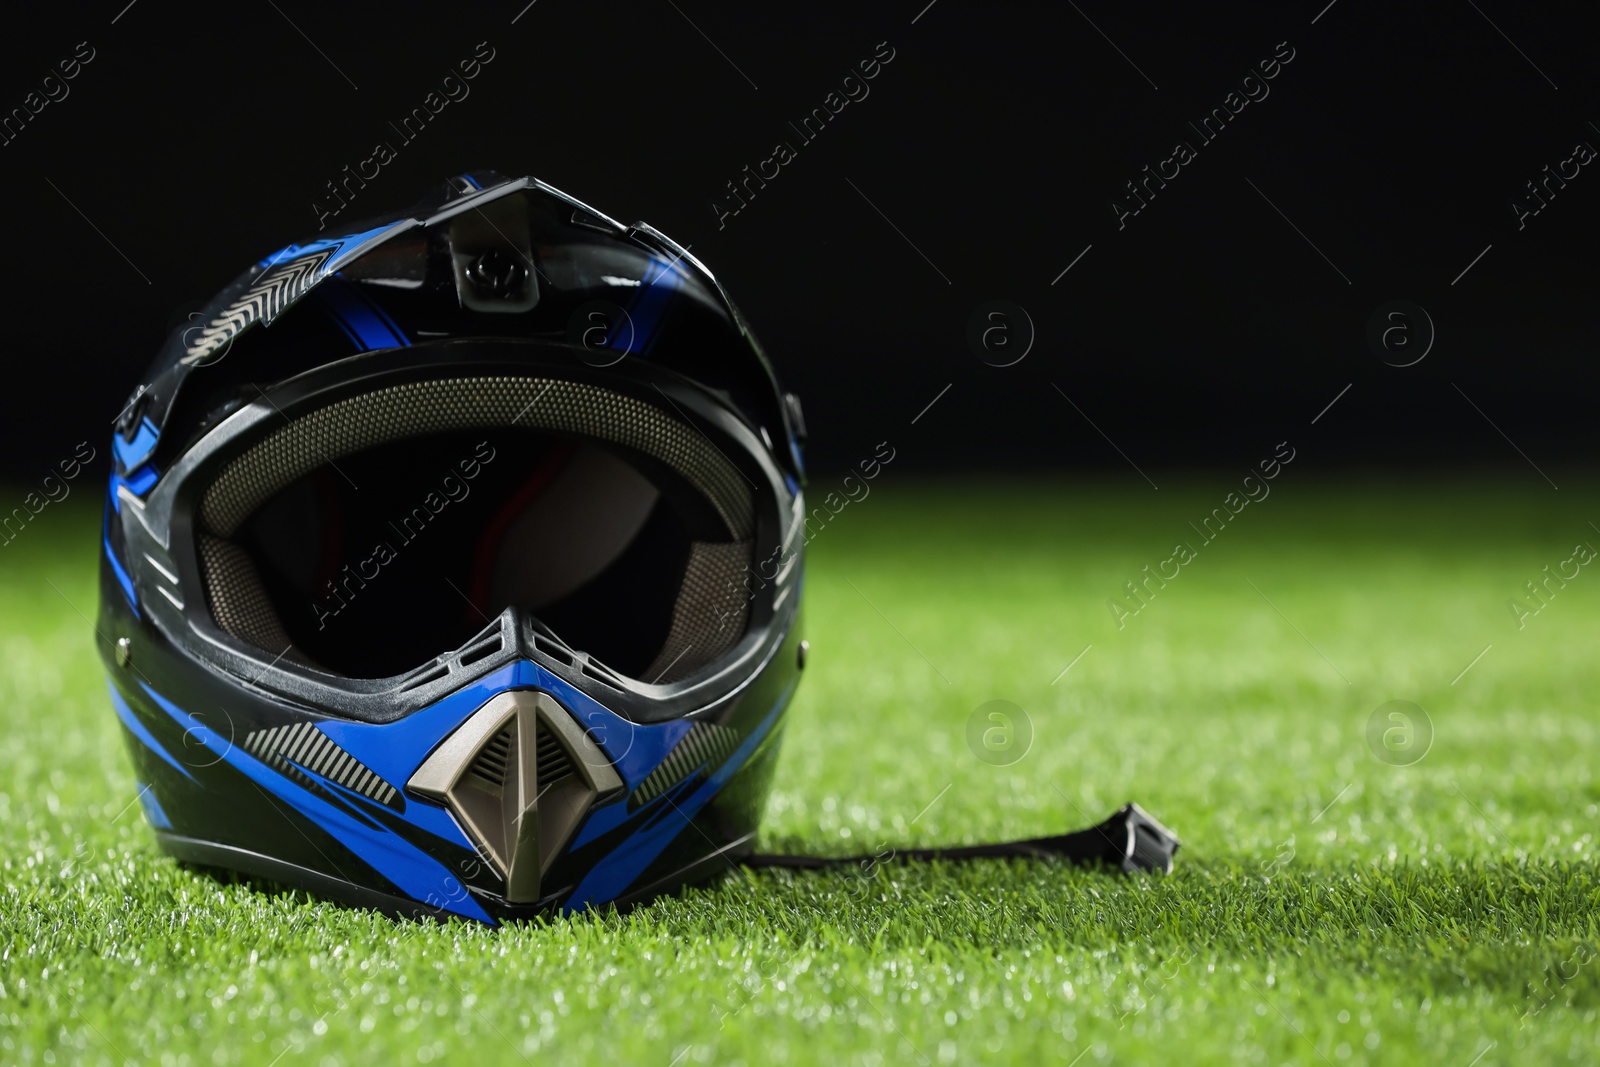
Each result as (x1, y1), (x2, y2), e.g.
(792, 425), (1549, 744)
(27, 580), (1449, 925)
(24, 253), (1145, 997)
(467, 723), (516, 792)
(407, 691), (621, 903)
(535, 727), (576, 786)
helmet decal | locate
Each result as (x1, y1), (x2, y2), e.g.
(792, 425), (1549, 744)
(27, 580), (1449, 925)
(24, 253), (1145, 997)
(181, 219), (418, 365)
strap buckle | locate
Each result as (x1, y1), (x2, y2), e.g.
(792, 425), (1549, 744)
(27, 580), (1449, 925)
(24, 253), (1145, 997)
(1093, 802), (1181, 874)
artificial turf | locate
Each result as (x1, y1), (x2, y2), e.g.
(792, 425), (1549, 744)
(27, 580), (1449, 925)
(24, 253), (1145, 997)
(2, 477), (1597, 1065)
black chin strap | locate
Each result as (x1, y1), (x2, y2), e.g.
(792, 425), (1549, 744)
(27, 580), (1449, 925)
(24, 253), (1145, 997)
(744, 802), (1181, 875)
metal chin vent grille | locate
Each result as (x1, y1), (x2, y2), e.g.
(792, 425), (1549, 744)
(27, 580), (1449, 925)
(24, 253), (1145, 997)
(628, 721), (740, 809)
(464, 722), (576, 794)
(192, 375), (757, 683)
(408, 691), (623, 903)
(242, 721), (400, 808)
(535, 727), (576, 786)
(467, 723), (515, 792)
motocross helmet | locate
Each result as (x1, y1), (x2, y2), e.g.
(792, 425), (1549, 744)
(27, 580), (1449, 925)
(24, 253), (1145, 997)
(98, 172), (809, 922)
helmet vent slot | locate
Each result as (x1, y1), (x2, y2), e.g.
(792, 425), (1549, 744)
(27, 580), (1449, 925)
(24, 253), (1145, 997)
(397, 663), (450, 694)
(528, 628), (576, 667)
(458, 635), (503, 668)
(465, 722), (515, 794)
(536, 727), (575, 787)
(580, 658), (625, 691)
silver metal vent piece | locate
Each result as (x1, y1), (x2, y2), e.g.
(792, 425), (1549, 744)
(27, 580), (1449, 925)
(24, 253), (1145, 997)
(406, 691), (622, 903)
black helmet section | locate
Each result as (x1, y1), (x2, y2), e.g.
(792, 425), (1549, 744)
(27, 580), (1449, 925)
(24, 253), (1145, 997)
(113, 173), (803, 486)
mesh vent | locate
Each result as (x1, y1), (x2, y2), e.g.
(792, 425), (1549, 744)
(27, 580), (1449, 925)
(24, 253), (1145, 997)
(199, 377), (753, 539)
(197, 534), (318, 668)
(643, 540), (753, 683)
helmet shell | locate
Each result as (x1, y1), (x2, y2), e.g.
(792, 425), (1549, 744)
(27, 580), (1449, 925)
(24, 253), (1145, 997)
(99, 173), (807, 921)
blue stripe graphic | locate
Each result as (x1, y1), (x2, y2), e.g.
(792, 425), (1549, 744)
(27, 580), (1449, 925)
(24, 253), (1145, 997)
(319, 284), (410, 352)
(113, 419), (159, 472)
(136, 682), (491, 922)
(612, 255), (685, 356)
(109, 463), (158, 515)
(255, 222), (400, 270)
(109, 681), (195, 782)
(564, 677), (797, 911)
(139, 785), (173, 830)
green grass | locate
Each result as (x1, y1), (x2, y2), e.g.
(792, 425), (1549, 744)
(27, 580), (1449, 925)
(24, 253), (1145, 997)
(3, 476), (1598, 1066)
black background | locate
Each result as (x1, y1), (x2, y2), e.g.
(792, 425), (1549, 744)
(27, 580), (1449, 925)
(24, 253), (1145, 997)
(1, 0), (1595, 480)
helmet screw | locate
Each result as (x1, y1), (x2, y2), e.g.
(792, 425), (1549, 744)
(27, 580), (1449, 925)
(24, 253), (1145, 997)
(115, 637), (132, 668)
(467, 249), (527, 296)
(797, 639), (809, 670)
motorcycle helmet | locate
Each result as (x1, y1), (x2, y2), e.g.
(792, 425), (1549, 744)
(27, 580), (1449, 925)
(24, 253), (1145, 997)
(99, 171), (809, 922)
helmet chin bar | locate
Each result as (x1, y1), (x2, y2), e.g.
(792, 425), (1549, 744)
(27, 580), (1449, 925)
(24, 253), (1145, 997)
(407, 690), (622, 903)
